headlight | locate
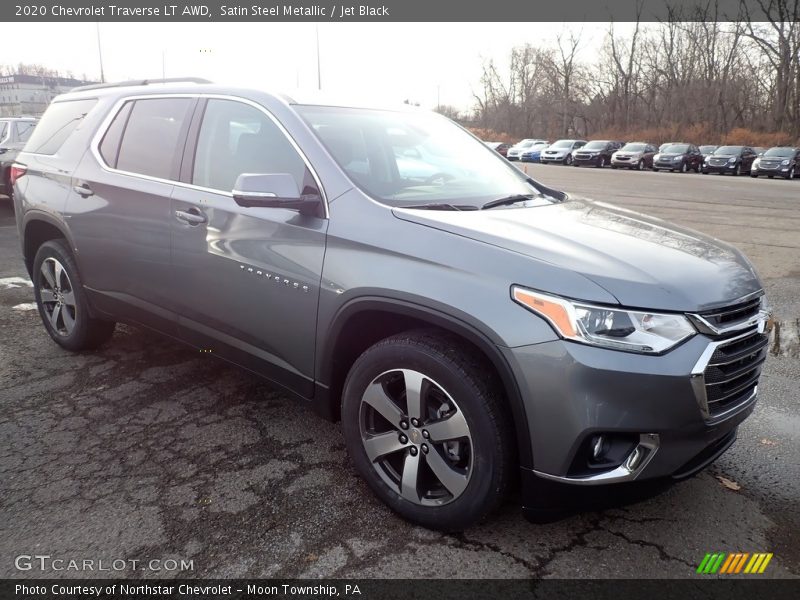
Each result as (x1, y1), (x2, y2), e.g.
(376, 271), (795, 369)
(673, 155), (682, 161)
(728, 157), (737, 163)
(512, 287), (696, 354)
(781, 159), (790, 166)
(654, 154), (661, 161)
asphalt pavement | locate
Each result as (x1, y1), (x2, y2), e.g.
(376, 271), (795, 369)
(1, 165), (798, 579)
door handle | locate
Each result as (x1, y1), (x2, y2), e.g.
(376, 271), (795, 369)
(72, 184), (94, 197)
(175, 208), (208, 225)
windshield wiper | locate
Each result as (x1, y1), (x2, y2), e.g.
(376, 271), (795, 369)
(480, 194), (538, 210)
(404, 203), (479, 211)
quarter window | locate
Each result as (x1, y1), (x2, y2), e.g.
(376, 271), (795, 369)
(99, 101), (133, 168)
(192, 99), (309, 193)
(115, 98), (193, 180)
(24, 99), (97, 155)
(0, 121), (7, 142)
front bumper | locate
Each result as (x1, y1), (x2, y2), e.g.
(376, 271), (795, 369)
(704, 163), (738, 173)
(611, 157), (638, 167)
(753, 164), (790, 175)
(503, 331), (762, 496)
(540, 154), (567, 163)
(653, 160), (684, 170)
(572, 156), (600, 166)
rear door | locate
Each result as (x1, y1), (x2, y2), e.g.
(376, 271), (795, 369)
(169, 97), (328, 396)
(66, 95), (196, 331)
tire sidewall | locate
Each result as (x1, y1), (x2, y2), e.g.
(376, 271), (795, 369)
(341, 340), (503, 530)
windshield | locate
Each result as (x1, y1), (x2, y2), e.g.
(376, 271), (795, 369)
(620, 143), (646, 152)
(583, 141), (608, 150)
(699, 145), (717, 153)
(551, 140), (574, 148)
(296, 105), (549, 208)
(514, 140), (535, 149)
(663, 144), (689, 153)
(714, 146), (743, 155)
(764, 147), (794, 157)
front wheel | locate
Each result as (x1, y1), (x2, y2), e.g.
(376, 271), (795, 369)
(33, 239), (116, 351)
(565, 155), (573, 166)
(786, 167), (795, 180)
(597, 157), (606, 168)
(341, 331), (514, 531)
(680, 161), (688, 173)
(733, 163), (741, 176)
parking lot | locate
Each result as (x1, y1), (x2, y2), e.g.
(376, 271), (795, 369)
(1, 165), (798, 579)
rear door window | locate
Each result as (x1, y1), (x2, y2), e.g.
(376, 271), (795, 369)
(115, 98), (193, 180)
(25, 99), (98, 155)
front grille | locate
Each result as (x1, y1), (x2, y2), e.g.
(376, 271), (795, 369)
(698, 297), (761, 330)
(703, 331), (768, 416)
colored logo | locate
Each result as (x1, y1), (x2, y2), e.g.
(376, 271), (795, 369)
(697, 552), (773, 574)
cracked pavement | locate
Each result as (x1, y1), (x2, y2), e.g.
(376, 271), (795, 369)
(1, 166), (798, 579)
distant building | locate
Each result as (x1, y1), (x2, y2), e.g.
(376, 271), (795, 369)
(0, 74), (97, 117)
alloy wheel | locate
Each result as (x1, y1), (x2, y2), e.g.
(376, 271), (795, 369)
(39, 257), (77, 337)
(359, 369), (472, 506)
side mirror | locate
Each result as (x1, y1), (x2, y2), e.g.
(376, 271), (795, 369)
(232, 173), (321, 214)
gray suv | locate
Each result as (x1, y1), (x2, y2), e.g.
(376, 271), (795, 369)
(13, 80), (771, 531)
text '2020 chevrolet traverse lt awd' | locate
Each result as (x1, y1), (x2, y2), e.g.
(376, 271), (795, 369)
(14, 80), (771, 531)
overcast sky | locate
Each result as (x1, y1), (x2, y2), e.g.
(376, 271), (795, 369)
(3, 22), (628, 111)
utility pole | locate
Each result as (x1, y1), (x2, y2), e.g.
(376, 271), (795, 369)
(315, 24), (321, 90)
(96, 23), (106, 83)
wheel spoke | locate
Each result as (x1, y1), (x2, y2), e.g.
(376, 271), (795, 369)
(425, 410), (469, 442)
(53, 260), (65, 288)
(363, 382), (404, 427)
(61, 290), (75, 308)
(425, 447), (468, 497)
(49, 304), (62, 331)
(401, 369), (425, 420)
(400, 451), (421, 502)
(363, 432), (405, 462)
(40, 261), (56, 289)
(62, 307), (75, 334)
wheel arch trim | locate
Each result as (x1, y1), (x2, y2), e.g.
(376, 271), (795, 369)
(318, 295), (534, 468)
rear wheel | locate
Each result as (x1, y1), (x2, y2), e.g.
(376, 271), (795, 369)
(33, 239), (116, 351)
(341, 331), (514, 531)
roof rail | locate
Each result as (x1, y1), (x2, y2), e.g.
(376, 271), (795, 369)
(71, 77), (213, 92)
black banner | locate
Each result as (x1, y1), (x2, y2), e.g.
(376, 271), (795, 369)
(2, 0), (799, 22)
(3, 579), (800, 600)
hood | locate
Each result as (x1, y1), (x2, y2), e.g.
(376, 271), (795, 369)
(393, 199), (761, 312)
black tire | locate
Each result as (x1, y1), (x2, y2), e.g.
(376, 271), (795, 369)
(637, 160), (644, 170)
(680, 161), (688, 173)
(597, 157), (606, 168)
(786, 167), (795, 180)
(341, 330), (514, 531)
(565, 154), (573, 166)
(32, 239), (116, 351)
(733, 163), (741, 176)
(751, 173), (758, 178)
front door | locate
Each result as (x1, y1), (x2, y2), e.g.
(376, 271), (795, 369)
(170, 98), (328, 396)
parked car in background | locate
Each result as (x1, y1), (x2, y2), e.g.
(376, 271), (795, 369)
(653, 143), (703, 173)
(1, 117), (37, 197)
(753, 147), (767, 156)
(572, 140), (624, 168)
(659, 142), (678, 152)
(519, 141), (549, 162)
(611, 142), (658, 170)
(702, 146), (757, 176)
(485, 142), (511, 158)
(699, 145), (718, 161)
(540, 139), (587, 165)
(14, 80), (770, 531)
(507, 139), (547, 161)
(751, 147), (800, 179)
